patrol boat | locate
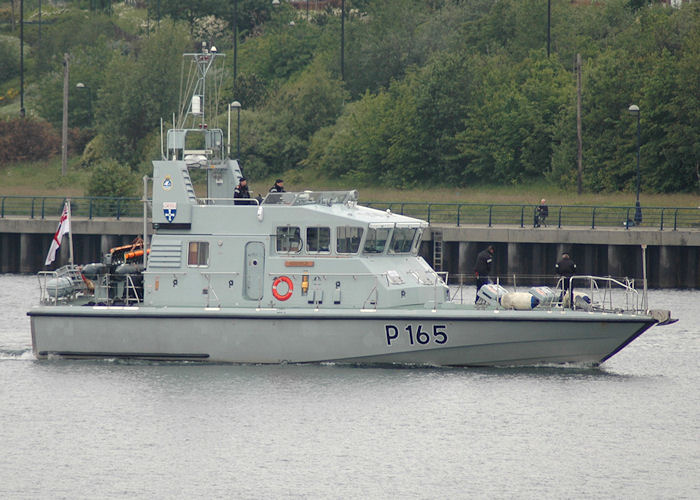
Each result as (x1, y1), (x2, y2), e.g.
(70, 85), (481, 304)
(28, 46), (675, 366)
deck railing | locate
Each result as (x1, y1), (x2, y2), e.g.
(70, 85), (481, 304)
(2, 195), (699, 230)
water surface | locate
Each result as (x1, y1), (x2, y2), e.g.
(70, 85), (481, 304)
(1, 275), (698, 498)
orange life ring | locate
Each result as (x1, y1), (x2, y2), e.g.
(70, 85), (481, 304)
(272, 276), (293, 301)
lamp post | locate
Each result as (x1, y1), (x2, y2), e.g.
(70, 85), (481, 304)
(76, 82), (92, 127)
(233, 0), (238, 94)
(341, 0), (345, 81)
(229, 101), (241, 159)
(20, 0), (25, 117)
(628, 104), (642, 225)
(547, 0), (551, 57)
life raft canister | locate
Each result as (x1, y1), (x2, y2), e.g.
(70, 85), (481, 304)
(272, 276), (293, 301)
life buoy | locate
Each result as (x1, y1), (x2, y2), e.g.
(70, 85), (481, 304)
(272, 276), (293, 301)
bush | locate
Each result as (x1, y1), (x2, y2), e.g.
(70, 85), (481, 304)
(0, 118), (60, 163)
(87, 158), (138, 198)
(0, 36), (20, 83)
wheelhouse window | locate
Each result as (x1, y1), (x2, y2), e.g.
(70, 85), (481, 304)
(187, 241), (209, 266)
(389, 227), (418, 254)
(276, 226), (302, 253)
(336, 226), (363, 254)
(411, 228), (424, 255)
(307, 227), (330, 253)
(363, 227), (391, 254)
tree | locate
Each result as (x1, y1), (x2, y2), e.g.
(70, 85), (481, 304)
(0, 36), (20, 83)
(96, 23), (192, 166)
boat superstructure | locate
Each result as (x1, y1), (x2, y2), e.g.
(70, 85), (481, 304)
(28, 46), (674, 367)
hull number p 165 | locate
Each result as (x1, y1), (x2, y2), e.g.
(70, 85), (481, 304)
(385, 324), (448, 346)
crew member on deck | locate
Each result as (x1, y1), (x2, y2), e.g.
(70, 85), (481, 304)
(234, 177), (253, 205)
(474, 244), (495, 303)
(556, 252), (577, 306)
(269, 179), (285, 193)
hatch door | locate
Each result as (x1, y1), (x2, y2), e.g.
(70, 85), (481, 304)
(244, 242), (265, 300)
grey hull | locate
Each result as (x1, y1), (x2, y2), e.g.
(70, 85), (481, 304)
(29, 306), (656, 366)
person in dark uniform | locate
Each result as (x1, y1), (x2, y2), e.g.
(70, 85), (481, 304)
(269, 179), (285, 193)
(234, 177), (253, 205)
(474, 244), (495, 303)
(556, 252), (577, 306)
(535, 198), (548, 227)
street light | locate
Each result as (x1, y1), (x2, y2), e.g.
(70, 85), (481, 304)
(628, 104), (642, 225)
(228, 101), (242, 159)
(341, 0), (345, 80)
(76, 82), (92, 127)
(233, 0), (238, 95)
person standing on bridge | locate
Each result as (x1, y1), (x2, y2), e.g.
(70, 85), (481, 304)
(474, 244), (495, 303)
(234, 177), (253, 205)
(269, 179), (285, 193)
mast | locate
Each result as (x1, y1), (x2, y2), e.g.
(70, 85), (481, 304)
(67, 198), (74, 266)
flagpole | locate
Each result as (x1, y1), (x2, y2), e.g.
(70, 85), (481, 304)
(67, 198), (74, 266)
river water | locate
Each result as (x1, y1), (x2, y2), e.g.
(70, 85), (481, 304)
(0, 274), (698, 499)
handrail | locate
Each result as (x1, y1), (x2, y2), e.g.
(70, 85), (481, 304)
(1, 195), (142, 220)
(362, 201), (700, 231)
(3, 195), (700, 230)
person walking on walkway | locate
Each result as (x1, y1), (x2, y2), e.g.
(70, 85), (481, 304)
(535, 198), (549, 227)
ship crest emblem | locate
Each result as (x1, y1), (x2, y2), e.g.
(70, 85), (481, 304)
(162, 176), (173, 191)
(163, 202), (177, 223)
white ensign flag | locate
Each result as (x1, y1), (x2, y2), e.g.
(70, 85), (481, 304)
(45, 202), (71, 266)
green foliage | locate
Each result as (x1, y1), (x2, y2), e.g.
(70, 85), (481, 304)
(86, 158), (138, 198)
(34, 41), (114, 129)
(238, 21), (322, 83)
(159, 0), (272, 37)
(0, 36), (20, 83)
(6, 0), (700, 195)
(80, 134), (108, 169)
(242, 63), (347, 179)
(343, 0), (431, 97)
(31, 11), (128, 76)
(96, 23), (192, 166)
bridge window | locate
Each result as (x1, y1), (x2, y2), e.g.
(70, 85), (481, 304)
(411, 228), (424, 255)
(307, 227), (330, 253)
(389, 227), (418, 254)
(363, 227), (391, 254)
(187, 241), (209, 266)
(336, 226), (363, 254)
(277, 226), (302, 253)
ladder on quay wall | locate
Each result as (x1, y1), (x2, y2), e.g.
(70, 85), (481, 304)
(433, 230), (443, 272)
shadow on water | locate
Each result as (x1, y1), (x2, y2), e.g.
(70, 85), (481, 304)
(2, 349), (638, 382)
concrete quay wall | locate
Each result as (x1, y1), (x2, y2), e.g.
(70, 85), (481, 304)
(422, 225), (700, 288)
(1, 218), (699, 288)
(0, 218), (143, 274)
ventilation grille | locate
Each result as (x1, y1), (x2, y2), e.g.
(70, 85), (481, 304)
(149, 241), (182, 268)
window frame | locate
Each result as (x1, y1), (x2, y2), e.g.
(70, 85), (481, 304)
(187, 241), (210, 267)
(306, 226), (331, 254)
(276, 226), (303, 254)
(336, 226), (364, 254)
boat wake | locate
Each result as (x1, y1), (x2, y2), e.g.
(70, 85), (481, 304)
(0, 348), (35, 361)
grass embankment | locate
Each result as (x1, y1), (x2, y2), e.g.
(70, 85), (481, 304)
(1, 158), (698, 207)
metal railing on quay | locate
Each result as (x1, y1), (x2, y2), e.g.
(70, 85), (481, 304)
(362, 202), (700, 230)
(3, 195), (699, 230)
(0, 195), (142, 220)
